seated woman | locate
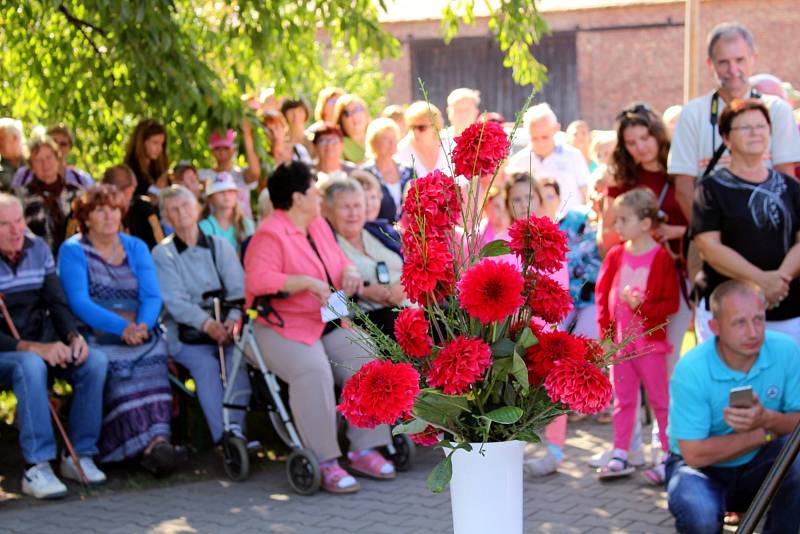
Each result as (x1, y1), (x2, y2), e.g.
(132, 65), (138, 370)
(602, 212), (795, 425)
(18, 136), (82, 256)
(322, 179), (407, 337)
(360, 117), (414, 223)
(245, 161), (395, 494)
(57, 185), (174, 475)
(153, 185), (251, 445)
(199, 172), (255, 254)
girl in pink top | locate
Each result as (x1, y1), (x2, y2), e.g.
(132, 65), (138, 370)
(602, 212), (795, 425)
(244, 162), (396, 494)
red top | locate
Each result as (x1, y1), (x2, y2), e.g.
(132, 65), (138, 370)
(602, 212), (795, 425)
(244, 210), (352, 345)
(595, 244), (679, 341)
(608, 169), (688, 229)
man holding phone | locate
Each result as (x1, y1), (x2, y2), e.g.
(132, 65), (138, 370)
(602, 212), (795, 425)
(0, 194), (108, 498)
(665, 279), (800, 534)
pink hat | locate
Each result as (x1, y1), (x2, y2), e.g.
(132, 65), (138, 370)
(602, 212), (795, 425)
(208, 129), (236, 149)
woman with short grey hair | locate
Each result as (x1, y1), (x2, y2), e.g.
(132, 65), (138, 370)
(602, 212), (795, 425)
(152, 185), (251, 444)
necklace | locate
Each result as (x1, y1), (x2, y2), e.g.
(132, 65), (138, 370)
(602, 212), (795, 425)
(106, 237), (120, 264)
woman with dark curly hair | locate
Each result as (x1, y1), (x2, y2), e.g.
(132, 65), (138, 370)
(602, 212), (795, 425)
(57, 185), (174, 475)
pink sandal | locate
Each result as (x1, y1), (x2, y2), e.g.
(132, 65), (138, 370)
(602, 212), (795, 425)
(347, 450), (396, 480)
(320, 461), (360, 494)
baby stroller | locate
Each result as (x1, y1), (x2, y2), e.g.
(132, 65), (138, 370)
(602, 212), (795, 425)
(219, 294), (415, 495)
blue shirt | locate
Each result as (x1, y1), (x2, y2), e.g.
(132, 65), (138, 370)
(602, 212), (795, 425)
(668, 331), (800, 467)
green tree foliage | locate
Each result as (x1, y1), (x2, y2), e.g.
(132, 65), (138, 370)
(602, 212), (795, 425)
(0, 1), (548, 175)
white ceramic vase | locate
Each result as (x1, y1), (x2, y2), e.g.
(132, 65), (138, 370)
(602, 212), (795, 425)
(448, 440), (525, 534)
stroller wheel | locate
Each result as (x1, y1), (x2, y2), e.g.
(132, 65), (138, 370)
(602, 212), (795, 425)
(389, 433), (416, 472)
(286, 449), (320, 495)
(222, 435), (250, 481)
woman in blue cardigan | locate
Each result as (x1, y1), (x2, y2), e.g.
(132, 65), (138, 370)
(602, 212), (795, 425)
(58, 185), (174, 476)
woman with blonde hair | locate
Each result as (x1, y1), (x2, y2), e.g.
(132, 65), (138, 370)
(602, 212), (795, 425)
(333, 94), (370, 164)
(395, 101), (449, 178)
(361, 118), (414, 222)
(314, 87), (344, 124)
(199, 172), (255, 254)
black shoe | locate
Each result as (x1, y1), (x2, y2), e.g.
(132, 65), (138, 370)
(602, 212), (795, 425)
(141, 442), (175, 477)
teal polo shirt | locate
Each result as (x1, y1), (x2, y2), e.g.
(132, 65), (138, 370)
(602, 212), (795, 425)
(668, 330), (800, 467)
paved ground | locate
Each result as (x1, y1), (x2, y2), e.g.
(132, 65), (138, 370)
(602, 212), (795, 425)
(0, 417), (684, 534)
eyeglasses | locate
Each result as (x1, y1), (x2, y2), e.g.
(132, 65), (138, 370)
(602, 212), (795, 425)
(316, 137), (341, 146)
(410, 124), (431, 133)
(616, 103), (653, 121)
(730, 124), (770, 134)
(342, 105), (366, 118)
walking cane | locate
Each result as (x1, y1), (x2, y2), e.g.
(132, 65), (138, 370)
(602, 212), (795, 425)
(213, 297), (227, 387)
(0, 296), (90, 486)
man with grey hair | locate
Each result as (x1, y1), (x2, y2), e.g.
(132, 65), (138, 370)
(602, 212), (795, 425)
(666, 279), (800, 534)
(668, 22), (800, 223)
(0, 192), (108, 498)
(505, 103), (589, 212)
(0, 118), (26, 190)
(445, 87), (481, 138)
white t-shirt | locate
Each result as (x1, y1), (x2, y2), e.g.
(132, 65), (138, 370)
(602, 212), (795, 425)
(504, 143), (590, 212)
(199, 167), (257, 220)
(395, 141), (451, 179)
(667, 89), (800, 178)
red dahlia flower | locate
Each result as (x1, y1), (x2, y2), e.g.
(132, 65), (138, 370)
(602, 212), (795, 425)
(524, 330), (588, 384)
(337, 360), (421, 429)
(403, 169), (462, 232)
(401, 234), (454, 305)
(451, 121), (510, 178)
(458, 259), (524, 324)
(408, 424), (440, 446)
(526, 274), (573, 325)
(427, 336), (492, 395)
(507, 215), (568, 274)
(544, 358), (612, 414)
(395, 308), (433, 358)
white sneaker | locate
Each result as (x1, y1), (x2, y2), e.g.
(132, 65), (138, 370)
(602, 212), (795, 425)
(524, 451), (560, 477)
(61, 455), (107, 485)
(589, 447), (645, 468)
(22, 463), (68, 499)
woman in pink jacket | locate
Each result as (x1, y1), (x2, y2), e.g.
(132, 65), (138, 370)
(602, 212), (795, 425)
(244, 162), (395, 494)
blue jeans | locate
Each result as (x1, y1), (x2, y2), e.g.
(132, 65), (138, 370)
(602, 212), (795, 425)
(666, 435), (800, 534)
(171, 344), (250, 443)
(0, 349), (108, 464)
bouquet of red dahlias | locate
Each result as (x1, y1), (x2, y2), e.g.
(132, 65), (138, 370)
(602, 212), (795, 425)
(337, 118), (615, 493)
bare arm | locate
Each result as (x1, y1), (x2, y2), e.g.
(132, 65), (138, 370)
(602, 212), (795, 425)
(596, 194), (620, 257)
(695, 231), (789, 305)
(679, 430), (766, 468)
(674, 174), (696, 223)
(241, 118), (261, 184)
(778, 231), (800, 279)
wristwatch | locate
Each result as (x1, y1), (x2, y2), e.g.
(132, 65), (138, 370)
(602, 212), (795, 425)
(764, 430), (776, 444)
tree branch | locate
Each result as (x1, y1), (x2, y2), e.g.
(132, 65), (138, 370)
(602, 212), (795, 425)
(58, 4), (108, 37)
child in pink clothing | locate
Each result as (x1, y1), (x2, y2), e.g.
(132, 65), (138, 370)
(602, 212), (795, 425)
(595, 189), (679, 483)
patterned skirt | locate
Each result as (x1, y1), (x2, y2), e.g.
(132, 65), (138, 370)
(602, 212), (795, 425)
(95, 335), (172, 463)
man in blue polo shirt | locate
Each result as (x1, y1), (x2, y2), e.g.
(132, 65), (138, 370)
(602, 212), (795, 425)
(666, 279), (800, 534)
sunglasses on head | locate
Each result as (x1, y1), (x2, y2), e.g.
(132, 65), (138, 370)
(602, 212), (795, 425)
(616, 103), (653, 121)
(342, 105), (366, 118)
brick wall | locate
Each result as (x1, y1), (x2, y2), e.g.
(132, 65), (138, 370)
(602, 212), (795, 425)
(381, 0), (800, 130)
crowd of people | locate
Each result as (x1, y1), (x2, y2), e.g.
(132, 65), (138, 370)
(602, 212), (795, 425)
(0, 19), (798, 534)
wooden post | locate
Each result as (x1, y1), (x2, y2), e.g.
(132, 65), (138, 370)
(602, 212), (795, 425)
(683, 0), (701, 102)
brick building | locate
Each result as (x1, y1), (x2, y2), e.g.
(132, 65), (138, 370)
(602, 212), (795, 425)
(379, 0), (800, 129)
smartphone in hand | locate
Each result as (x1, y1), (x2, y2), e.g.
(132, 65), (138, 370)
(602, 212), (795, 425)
(729, 385), (754, 408)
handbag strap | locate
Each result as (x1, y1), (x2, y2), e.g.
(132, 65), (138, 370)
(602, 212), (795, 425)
(306, 233), (335, 288)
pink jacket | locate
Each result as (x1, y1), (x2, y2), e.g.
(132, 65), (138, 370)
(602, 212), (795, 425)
(244, 211), (352, 345)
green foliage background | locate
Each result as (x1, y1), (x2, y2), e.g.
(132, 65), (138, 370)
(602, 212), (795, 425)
(0, 0), (548, 176)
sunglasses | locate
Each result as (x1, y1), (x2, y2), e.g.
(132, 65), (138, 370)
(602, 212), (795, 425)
(410, 124), (431, 133)
(317, 136), (341, 146)
(616, 103), (653, 121)
(342, 105), (366, 118)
